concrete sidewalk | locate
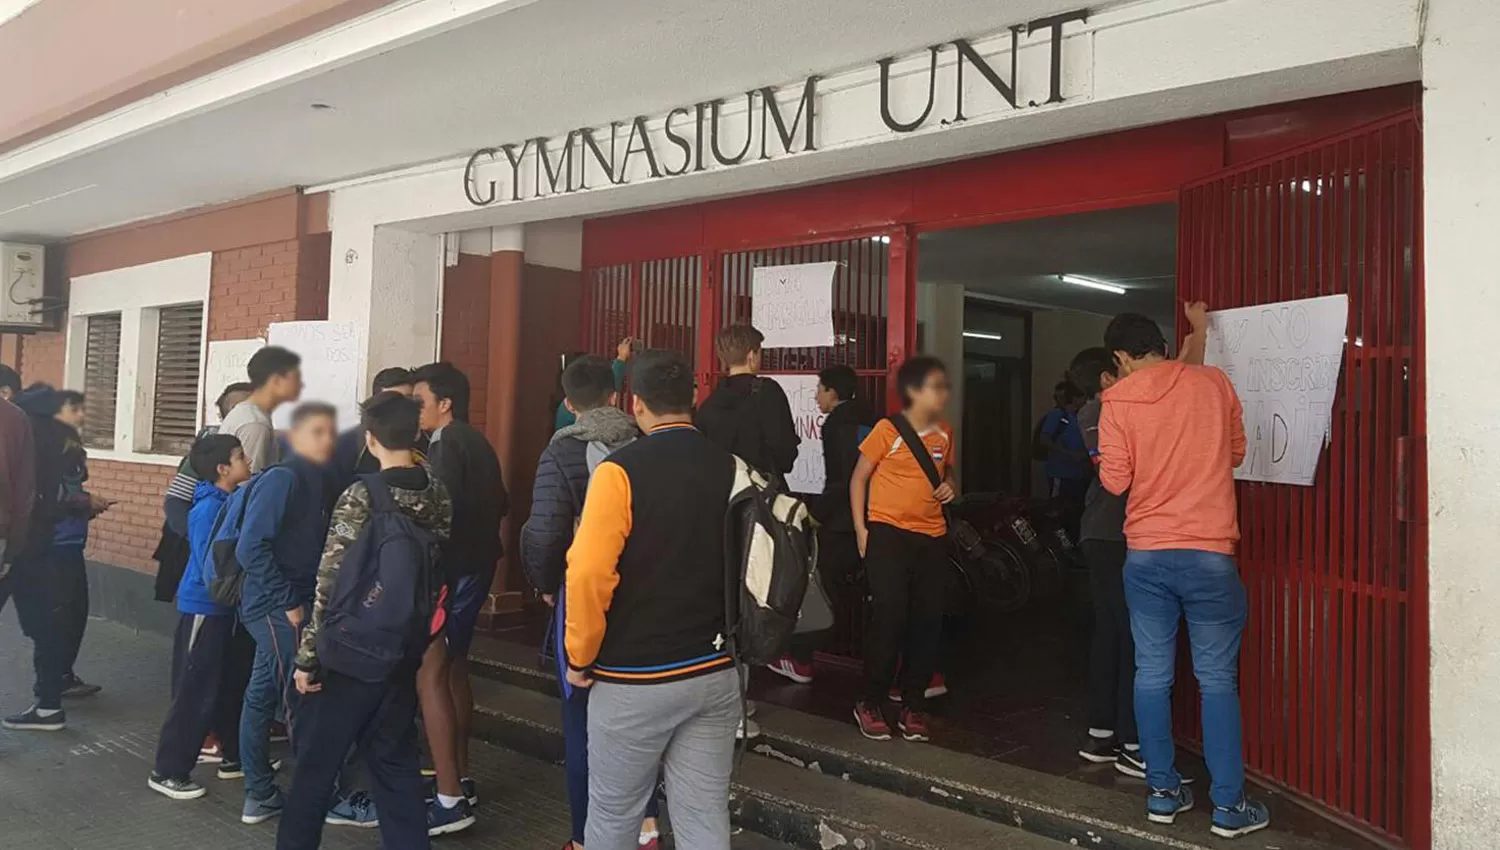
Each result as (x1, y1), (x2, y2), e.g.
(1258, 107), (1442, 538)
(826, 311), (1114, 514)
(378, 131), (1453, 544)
(0, 610), (573, 849)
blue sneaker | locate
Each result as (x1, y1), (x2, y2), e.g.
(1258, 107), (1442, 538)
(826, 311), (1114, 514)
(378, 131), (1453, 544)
(1146, 784), (1194, 825)
(326, 791), (379, 828)
(427, 798), (476, 836)
(1211, 798), (1271, 839)
(241, 787), (286, 825)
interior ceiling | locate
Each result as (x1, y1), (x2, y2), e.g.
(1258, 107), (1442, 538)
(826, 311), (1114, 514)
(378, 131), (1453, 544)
(917, 203), (1178, 321)
(0, 0), (1078, 241)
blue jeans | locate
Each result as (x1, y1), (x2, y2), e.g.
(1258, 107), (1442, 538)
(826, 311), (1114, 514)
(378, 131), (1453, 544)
(1123, 549), (1248, 809)
(240, 610), (300, 801)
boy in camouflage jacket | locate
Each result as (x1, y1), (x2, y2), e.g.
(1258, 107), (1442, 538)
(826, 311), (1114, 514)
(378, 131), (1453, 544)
(279, 392), (455, 850)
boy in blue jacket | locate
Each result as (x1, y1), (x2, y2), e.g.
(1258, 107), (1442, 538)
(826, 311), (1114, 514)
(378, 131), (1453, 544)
(237, 402), (337, 825)
(148, 434), (252, 800)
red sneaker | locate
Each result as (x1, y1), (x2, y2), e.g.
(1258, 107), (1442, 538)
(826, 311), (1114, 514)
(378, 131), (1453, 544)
(925, 673), (949, 699)
(853, 700), (892, 740)
(899, 708), (932, 742)
(766, 655), (815, 684)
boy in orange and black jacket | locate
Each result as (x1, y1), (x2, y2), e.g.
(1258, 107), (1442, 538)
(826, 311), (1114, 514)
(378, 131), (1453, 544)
(564, 349), (740, 850)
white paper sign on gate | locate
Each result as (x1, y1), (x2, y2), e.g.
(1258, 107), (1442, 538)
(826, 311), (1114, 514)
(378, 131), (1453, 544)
(266, 321), (362, 431)
(768, 374), (827, 495)
(751, 262), (837, 349)
(203, 338), (265, 425)
(1204, 294), (1349, 486)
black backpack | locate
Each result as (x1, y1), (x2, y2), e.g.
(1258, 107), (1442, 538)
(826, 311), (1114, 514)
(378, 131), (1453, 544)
(316, 475), (443, 683)
(724, 457), (826, 666)
(204, 469), (272, 607)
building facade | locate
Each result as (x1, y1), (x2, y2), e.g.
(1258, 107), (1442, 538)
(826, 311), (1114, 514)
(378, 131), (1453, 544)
(0, 1), (1495, 847)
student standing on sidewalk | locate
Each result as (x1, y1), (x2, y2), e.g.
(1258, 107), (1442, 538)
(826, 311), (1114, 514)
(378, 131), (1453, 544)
(766, 364), (872, 685)
(0, 365), (34, 611)
(148, 434), (254, 800)
(1097, 312), (1269, 839)
(279, 391), (452, 850)
(413, 361), (504, 833)
(50, 390), (105, 698)
(521, 355), (659, 850)
(236, 403), (335, 826)
(696, 324), (799, 485)
(554, 338), (634, 432)
(848, 357), (955, 744)
(566, 350), (741, 850)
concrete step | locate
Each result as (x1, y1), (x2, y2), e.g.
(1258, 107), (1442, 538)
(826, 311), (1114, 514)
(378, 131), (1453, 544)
(471, 675), (1075, 850)
(469, 635), (1347, 850)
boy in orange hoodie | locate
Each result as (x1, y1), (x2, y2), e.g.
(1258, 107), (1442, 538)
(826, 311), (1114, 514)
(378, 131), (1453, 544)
(1097, 313), (1268, 840)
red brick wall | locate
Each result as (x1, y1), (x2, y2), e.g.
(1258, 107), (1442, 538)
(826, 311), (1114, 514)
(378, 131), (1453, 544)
(83, 460), (177, 571)
(208, 238), (302, 341)
(16, 330), (66, 386)
(441, 253), (493, 433)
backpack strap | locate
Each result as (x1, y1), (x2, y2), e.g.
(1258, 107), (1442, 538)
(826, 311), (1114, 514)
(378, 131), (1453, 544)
(888, 415), (943, 491)
(357, 473), (398, 514)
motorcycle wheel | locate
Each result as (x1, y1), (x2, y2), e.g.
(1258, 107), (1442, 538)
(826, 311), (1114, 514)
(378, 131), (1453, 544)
(958, 538), (1032, 614)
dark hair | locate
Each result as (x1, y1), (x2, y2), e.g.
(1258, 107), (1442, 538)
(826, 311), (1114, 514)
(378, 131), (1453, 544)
(1068, 347), (1117, 398)
(189, 434), (243, 481)
(895, 356), (946, 408)
(247, 346), (301, 390)
(1104, 313), (1168, 360)
(413, 362), (471, 422)
(289, 401), (336, 428)
(372, 367), (414, 394)
(562, 355), (616, 411)
(631, 349), (694, 415)
(361, 391), (421, 451)
(818, 365), (858, 402)
(215, 382), (253, 418)
(0, 364), (19, 394)
(56, 389), (85, 408)
(715, 324), (764, 367)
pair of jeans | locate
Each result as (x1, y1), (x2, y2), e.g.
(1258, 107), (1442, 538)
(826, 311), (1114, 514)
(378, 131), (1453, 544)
(2, 553), (65, 710)
(240, 610), (300, 801)
(276, 667), (428, 850)
(861, 523), (947, 708)
(561, 680), (661, 845)
(153, 613), (254, 778)
(1124, 548), (1248, 808)
(52, 546), (89, 678)
(1083, 540), (1136, 742)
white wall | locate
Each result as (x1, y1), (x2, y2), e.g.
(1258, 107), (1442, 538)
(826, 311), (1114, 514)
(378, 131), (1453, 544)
(1424, 0), (1500, 845)
(917, 280), (966, 482)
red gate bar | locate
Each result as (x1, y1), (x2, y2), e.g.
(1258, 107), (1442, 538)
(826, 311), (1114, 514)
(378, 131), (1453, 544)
(1175, 114), (1426, 847)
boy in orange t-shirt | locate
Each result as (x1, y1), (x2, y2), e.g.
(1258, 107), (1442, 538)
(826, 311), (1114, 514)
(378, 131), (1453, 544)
(849, 357), (954, 743)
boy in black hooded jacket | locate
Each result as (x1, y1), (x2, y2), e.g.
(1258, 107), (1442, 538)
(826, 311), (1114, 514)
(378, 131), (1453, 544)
(694, 324), (798, 486)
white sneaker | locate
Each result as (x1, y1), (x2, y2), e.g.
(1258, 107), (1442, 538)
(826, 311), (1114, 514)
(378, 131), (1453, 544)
(737, 718), (762, 740)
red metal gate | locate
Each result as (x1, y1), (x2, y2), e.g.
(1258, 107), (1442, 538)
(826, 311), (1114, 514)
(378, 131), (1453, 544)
(1176, 115), (1427, 848)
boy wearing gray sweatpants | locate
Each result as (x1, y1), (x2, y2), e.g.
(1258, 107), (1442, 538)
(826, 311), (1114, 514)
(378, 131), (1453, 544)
(563, 351), (741, 850)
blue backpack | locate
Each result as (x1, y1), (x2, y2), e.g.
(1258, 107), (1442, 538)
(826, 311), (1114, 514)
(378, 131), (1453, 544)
(316, 475), (442, 683)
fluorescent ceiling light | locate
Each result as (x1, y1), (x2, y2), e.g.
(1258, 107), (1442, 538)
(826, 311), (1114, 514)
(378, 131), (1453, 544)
(1059, 274), (1127, 295)
(963, 331), (1005, 341)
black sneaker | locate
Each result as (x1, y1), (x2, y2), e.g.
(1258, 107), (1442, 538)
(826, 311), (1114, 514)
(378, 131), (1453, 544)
(2, 705), (65, 731)
(61, 673), (102, 699)
(1113, 745), (1147, 778)
(461, 777), (479, 807)
(1078, 734), (1118, 763)
(148, 772), (206, 800)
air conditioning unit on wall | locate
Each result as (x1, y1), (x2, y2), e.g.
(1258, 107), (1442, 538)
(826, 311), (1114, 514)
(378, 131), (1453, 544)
(0, 242), (47, 330)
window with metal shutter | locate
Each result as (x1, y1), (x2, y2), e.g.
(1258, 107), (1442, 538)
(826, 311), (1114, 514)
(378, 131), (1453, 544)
(151, 303), (204, 454)
(82, 313), (122, 450)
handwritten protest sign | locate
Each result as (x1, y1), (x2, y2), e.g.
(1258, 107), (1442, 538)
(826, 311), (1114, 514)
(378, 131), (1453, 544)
(203, 338), (264, 425)
(752, 262), (836, 349)
(768, 374), (826, 494)
(1204, 294), (1348, 486)
(266, 321), (362, 430)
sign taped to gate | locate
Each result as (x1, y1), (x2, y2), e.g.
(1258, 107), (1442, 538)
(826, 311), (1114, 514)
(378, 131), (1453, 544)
(1204, 294), (1348, 486)
(768, 374), (827, 495)
(266, 320), (362, 431)
(752, 262), (836, 349)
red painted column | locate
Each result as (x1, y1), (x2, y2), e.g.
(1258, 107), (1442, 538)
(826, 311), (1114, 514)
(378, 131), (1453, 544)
(485, 248), (525, 614)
